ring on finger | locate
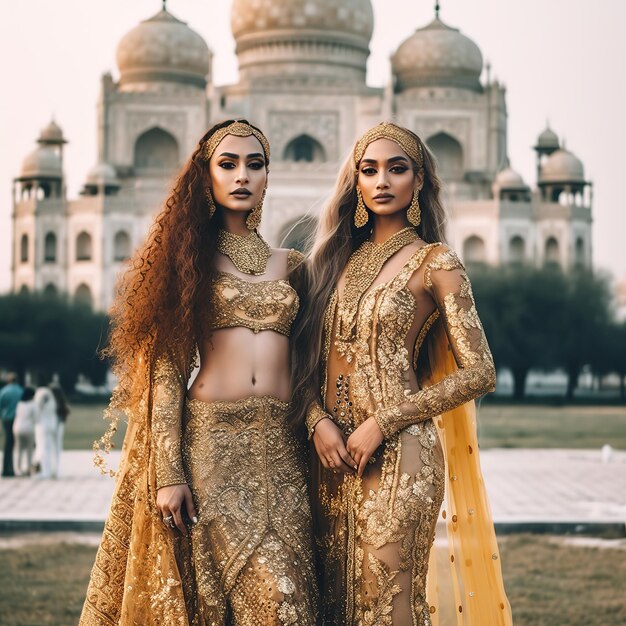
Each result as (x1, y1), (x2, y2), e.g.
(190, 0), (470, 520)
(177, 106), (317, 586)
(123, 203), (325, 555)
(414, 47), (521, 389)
(328, 458), (335, 467)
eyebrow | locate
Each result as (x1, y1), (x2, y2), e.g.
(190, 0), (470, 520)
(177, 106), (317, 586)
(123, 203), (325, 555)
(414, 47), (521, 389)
(218, 151), (265, 160)
(361, 155), (410, 165)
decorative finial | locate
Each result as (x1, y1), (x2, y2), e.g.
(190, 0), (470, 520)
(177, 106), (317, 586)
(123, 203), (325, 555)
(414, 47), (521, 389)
(435, 1), (440, 18)
(162, 0), (167, 11)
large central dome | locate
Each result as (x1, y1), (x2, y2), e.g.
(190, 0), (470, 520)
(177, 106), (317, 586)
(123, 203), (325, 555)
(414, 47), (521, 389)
(231, 0), (374, 86)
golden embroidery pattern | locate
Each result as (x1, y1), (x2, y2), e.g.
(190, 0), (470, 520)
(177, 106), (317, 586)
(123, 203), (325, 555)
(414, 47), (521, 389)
(216, 229), (272, 276)
(311, 242), (496, 625)
(209, 272), (299, 337)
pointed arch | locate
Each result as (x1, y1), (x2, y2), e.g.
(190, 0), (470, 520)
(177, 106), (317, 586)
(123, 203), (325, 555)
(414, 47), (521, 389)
(134, 127), (179, 172)
(463, 235), (486, 264)
(76, 231), (93, 261)
(283, 135), (326, 163)
(75, 283), (93, 308)
(114, 230), (131, 262)
(44, 232), (57, 263)
(426, 132), (464, 180)
(509, 235), (526, 264)
(20, 234), (29, 263)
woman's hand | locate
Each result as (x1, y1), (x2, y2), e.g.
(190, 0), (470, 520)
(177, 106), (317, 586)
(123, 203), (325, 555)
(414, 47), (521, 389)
(156, 483), (197, 534)
(313, 418), (357, 474)
(346, 417), (384, 477)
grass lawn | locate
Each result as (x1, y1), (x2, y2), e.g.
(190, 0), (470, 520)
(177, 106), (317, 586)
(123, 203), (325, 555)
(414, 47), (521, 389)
(477, 403), (626, 449)
(0, 534), (624, 625)
(1, 402), (625, 451)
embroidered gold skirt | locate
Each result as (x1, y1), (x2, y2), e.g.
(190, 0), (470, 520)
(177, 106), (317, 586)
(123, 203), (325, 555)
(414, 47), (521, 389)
(312, 419), (445, 626)
(183, 395), (318, 625)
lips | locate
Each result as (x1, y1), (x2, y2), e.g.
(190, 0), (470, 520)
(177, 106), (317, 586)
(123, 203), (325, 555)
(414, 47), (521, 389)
(231, 188), (252, 197)
(373, 193), (394, 200)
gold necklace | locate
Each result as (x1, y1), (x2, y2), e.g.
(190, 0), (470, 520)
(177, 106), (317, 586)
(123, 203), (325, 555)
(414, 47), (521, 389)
(216, 229), (272, 276)
(336, 227), (419, 356)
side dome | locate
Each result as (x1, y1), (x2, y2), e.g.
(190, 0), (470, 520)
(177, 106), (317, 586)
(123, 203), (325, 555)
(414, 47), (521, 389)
(392, 16), (483, 92)
(38, 120), (67, 145)
(20, 146), (62, 179)
(540, 149), (585, 184)
(231, 0), (374, 85)
(116, 9), (211, 89)
(85, 163), (120, 187)
(535, 126), (560, 151)
(495, 167), (528, 190)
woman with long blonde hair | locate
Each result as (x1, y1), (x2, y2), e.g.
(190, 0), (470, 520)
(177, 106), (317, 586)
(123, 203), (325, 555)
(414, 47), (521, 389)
(80, 120), (318, 625)
(291, 123), (512, 625)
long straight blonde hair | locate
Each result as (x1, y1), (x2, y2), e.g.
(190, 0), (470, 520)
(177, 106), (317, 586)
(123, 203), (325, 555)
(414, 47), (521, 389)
(289, 126), (448, 427)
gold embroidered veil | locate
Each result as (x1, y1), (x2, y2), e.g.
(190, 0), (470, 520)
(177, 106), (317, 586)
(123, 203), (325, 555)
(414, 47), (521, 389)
(422, 320), (513, 625)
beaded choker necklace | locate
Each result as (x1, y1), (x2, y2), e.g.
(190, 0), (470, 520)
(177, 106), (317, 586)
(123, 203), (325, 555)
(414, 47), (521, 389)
(216, 229), (272, 276)
(335, 227), (419, 357)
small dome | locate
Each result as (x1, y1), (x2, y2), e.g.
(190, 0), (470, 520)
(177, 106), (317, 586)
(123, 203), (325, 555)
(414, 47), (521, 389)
(116, 9), (210, 88)
(535, 126), (559, 151)
(540, 149), (585, 184)
(495, 167), (528, 190)
(392, 16), (483, 91)
(38, 120), (66, 145)
(86, 162), (120, 187)
(20, 146), (62, 179)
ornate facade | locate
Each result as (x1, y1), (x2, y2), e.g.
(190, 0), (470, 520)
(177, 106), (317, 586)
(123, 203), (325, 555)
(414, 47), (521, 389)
(12, 2), (592, 309)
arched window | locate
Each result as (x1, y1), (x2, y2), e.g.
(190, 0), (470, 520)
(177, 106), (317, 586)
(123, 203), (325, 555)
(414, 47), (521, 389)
(44, 232), (57, 263)
(134, 127), (179, 172)
(545, 237), (560, 266)
(75, 283), (93, 308)
(114, 230), (131, 262)
(19, 285), (29, 295)
(463, 235), (486, 265)
(283, 135), (326, 163)
(279, 216), (318, 253)
(574, 237), (585, 267)
(509, 235), (525, 264)
(20, 234), (29, 263)
(43, 283), (58, 298)
(426, 132), (464, 180)
(76, 231), (92, 261)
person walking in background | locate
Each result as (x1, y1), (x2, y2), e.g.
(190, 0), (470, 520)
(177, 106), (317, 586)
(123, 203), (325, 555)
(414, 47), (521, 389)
(13, 386), (36, 476)
(49, 383), (70, 472)
(0, 373), (23, 477)
(33, 386), (59, 479)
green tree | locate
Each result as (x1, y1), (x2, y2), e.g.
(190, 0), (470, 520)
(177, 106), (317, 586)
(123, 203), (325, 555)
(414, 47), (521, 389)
(0, 292), (109, 390)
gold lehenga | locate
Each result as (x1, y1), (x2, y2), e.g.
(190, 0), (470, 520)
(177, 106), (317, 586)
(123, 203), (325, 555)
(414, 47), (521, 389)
(307, 242), (512, 626)
(80, 250), (318, 626)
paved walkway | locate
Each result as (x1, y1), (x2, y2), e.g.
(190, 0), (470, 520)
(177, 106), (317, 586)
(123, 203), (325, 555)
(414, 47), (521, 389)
(0, 449), (625, 532)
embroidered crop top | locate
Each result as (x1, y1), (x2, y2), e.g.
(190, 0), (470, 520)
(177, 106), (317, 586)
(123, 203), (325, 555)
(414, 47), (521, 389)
(208, 249), (303, 337)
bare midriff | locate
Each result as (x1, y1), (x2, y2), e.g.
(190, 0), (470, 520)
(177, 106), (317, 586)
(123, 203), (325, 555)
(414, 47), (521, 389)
(188, 326), (291, 404)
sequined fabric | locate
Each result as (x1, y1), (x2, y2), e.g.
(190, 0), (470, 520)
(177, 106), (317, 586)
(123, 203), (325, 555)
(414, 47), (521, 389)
(183, 396), (317, 624)
(310, 243), (498, 625)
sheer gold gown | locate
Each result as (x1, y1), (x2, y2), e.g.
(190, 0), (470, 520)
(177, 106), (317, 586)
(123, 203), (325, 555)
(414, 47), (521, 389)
(307, 243), (501, 626)
(80, 250), (318, 626)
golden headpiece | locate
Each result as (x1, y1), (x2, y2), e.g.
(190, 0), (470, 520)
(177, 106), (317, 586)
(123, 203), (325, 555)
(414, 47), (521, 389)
(353, 122), (423, 169)
(201, 121), (271, 163)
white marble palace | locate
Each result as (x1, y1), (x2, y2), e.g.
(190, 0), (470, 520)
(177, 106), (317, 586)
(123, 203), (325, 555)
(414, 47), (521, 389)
(12, 0), (593, 310)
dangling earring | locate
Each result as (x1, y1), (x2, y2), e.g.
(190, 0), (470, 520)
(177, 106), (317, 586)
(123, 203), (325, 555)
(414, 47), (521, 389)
(407, 188), (421, 227)
(354, 187), (369, 228)
(205, 187), (216, 219)
(246, 187), (266, 230)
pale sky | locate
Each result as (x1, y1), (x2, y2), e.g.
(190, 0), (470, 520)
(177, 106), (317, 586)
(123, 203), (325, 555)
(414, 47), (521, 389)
(1, 0), (625, 291)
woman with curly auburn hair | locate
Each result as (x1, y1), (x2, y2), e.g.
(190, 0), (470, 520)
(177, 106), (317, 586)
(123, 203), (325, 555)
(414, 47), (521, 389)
(80, 120), (318, 626)
(291, 123), (512, 625)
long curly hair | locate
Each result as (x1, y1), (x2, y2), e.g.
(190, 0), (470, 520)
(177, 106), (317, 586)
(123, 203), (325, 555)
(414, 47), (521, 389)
(102, 119), (268, 410)
(289, 125), (447, 428)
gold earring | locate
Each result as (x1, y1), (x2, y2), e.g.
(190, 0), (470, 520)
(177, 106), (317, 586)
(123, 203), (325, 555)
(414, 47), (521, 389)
(206, 187), (216, 219)
(407, 188), (421, 227)
(354, 188), (369, 228)
(246, 187), (265, 230)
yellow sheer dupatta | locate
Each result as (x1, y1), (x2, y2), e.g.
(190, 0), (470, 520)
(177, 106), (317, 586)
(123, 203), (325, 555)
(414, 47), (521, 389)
(422, 321), (513, 625)
(79, 358), (197, 626)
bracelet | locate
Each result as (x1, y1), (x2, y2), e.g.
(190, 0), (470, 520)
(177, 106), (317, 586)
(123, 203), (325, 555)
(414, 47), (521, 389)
(306, 403), (330, 439)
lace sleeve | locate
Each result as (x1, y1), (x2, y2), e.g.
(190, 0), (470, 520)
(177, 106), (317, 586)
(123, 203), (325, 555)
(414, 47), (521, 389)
(305, 401), (332, 439)
(151, 355), (188, 489)
(287, 249), (305, 272)
(373, 247), (496, 439)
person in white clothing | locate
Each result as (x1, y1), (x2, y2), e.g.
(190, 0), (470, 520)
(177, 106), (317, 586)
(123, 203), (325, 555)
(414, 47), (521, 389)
(33, 387), (58, 479)
(12, 387), (36, 476)
(49, 383), (70, 472)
